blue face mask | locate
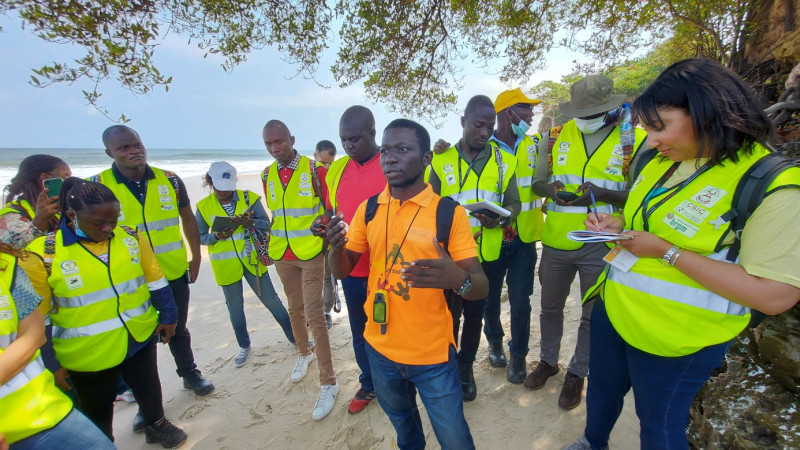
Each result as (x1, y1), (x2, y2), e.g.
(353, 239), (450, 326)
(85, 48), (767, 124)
(71, 212), (88, 238)
(510, 109), (531, 137)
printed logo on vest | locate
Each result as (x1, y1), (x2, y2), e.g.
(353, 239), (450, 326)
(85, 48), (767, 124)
(445, 173), (456, 185)
(443, 163), (454, 173)
(0, 295), (10, 308)
(557, 154), (568, 166)
(118, 211), (125, 221)
(161, 204), (175, 211)
(60, 260), (80, 275)
(298, 191), (312, 197)
(605, 166), (622, 176)
(607, 156), (624, 167)
(673, 200), (709, 225)
(612, 144), (624, 157)
(65, 274), (84, 290)
(558, 142), (570, 153)
(158, 185), (169, 195)
(527, 145), (537, 154)
(299, 181), (312, 190)
(131, 256), (141, 265)
(160, 196), (172, 204)
(122, 237), (137, 247)
(0, 310), (13, 321)
(300, 173), (310, 182)
(663, 213), (699, 238)
(693, 186), (727, 207)
(268, 182), (276, 201)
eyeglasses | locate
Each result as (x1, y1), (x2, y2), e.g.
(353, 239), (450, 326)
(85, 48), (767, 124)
(513, 104), (534, 113)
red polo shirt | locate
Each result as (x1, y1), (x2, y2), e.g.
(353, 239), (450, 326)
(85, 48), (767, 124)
(325, 153), (386, 277)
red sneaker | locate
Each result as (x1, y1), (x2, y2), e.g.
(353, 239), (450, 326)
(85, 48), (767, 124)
(347, 389), (376, 414)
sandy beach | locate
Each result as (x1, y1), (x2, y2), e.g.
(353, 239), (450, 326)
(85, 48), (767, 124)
(111, 173), (640, 449)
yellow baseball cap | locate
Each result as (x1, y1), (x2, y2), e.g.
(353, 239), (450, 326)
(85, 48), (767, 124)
(494, 88), (542, 114)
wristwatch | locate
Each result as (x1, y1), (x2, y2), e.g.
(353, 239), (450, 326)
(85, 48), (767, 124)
(455, 272), (472, 296)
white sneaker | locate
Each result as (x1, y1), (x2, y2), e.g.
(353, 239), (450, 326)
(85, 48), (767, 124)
(290, 352), (315, 382)
(312, 383), (338, 420)
(115, 388), (136, 403)
(234, 347), (252, 368)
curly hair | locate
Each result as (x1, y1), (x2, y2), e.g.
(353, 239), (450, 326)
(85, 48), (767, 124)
(634, 58), (777, 165)
(60, 177), (118, 216)
(4, 154), (67, 208)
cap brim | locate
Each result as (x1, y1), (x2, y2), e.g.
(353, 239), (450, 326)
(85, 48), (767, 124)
(559, 94), (625, 119)
(211, 179), (237, 191)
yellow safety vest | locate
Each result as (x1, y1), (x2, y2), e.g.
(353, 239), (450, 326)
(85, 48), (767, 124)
(262, 156), (324, 261)
(325, 156), (350, 213)
(541, 121), (647, 250)
(0, 198), (35, 220)
(497, 134), (545, 243)
(589, 145), (800, 356)
(431, 145), (517, 262)
(94, 168), (188, 280)
(0, 253), (73, 444)
(197, 191), (266, 286)
(28, 226), (158, 371)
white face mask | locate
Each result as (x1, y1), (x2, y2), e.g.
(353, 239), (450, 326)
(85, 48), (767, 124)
(574, 115), (606, 134)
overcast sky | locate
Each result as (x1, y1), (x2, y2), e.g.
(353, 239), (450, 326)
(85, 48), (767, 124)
(0, 15), (577, 151)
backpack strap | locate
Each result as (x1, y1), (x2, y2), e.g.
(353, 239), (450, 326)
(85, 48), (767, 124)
(493, 146), (505, 205)
(309, 159), (325, 209)
(43, 231), (57, 276)
(435, 197), (458, 255)
(720, 152), (797, 261)
(364, 194), (380, 224)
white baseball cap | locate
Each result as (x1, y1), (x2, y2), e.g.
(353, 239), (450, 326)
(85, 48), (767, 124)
(207, 161), (237, 191)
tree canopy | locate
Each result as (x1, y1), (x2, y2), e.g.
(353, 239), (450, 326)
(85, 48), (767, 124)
(2, 0), (794, 123)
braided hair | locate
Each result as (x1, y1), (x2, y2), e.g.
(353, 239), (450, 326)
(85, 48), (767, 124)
(60, 177), (119, 219)
(4, 154), (67, 208)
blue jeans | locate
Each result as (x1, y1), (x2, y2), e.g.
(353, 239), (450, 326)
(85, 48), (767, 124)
(483, 237), (537, 357)
(584, 299), (728, 450)
(221, 268), (294, 348)
(340, 276), (373, 392)
(11, 409), (114, 450)
(367, 344), (474, 450)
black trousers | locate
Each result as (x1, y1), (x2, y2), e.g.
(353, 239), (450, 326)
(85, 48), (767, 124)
(446, 284), (487, 365)
(167, 275), (197, 377)
(70, 338), (164, 440)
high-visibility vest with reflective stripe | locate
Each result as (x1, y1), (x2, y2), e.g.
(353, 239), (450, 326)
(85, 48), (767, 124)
(0, 254), (73, 444)
(509, 134), (545, 243)
(197, 191), (266, 285)
(326, 156), (350, 213)
(28, 227), (158, 371)
(595, 145), (800, 356)
(95, 168), (188, 280)
(264, 156), (324, 260)
(432, 145), (517, 262)
(0, 198), (35, 220)
(541, 121), (647, 250)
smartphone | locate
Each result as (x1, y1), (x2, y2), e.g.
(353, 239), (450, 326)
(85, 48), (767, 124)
(43, 177), (63, 197)
(556, 191), (580, 202)
(469, 208), (500, 219)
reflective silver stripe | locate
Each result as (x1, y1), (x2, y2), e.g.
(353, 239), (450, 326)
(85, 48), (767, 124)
(521, 199), (544, 212)
(607, 250), (748, 316)
(449, 191), (502, 205)
(273, 207), (319, 218)
(0, 332), (17, 348)
(53, 316), (124, 339)
(209, 250), (240, 261)
(584, 177), (627, 191)
(230, 233), (246, 241)
(551, 175), (626, 192)
(271, 228), (314, 239)
(120, 300), (152, 323)
(552, 174), (583, 186)
(141, 218), (180, 232)
(517, 175), (533, 188)
(153, 240), (184, 255)
(546, 202), (617, 214)
(54, 276), (146, 308)
(0, 356), (46, 399)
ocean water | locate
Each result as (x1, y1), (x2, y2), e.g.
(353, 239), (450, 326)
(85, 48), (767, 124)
(0, 147), (316, 198)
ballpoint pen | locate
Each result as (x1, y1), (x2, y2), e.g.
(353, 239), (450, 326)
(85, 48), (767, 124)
(589, 186), (600, 223)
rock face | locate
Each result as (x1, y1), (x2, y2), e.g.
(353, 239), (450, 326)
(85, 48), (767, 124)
(689, 305), (800, 449)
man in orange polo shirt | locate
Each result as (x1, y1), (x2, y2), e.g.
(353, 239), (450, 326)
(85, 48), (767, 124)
(327, 119), (488, 449)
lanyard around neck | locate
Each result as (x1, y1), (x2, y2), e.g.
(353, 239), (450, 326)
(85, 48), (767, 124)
(381, 199), (422, 289)
(639, 161), (712, 231)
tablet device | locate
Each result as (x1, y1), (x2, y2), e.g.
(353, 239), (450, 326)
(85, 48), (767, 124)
(211, 215), (238, 232)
